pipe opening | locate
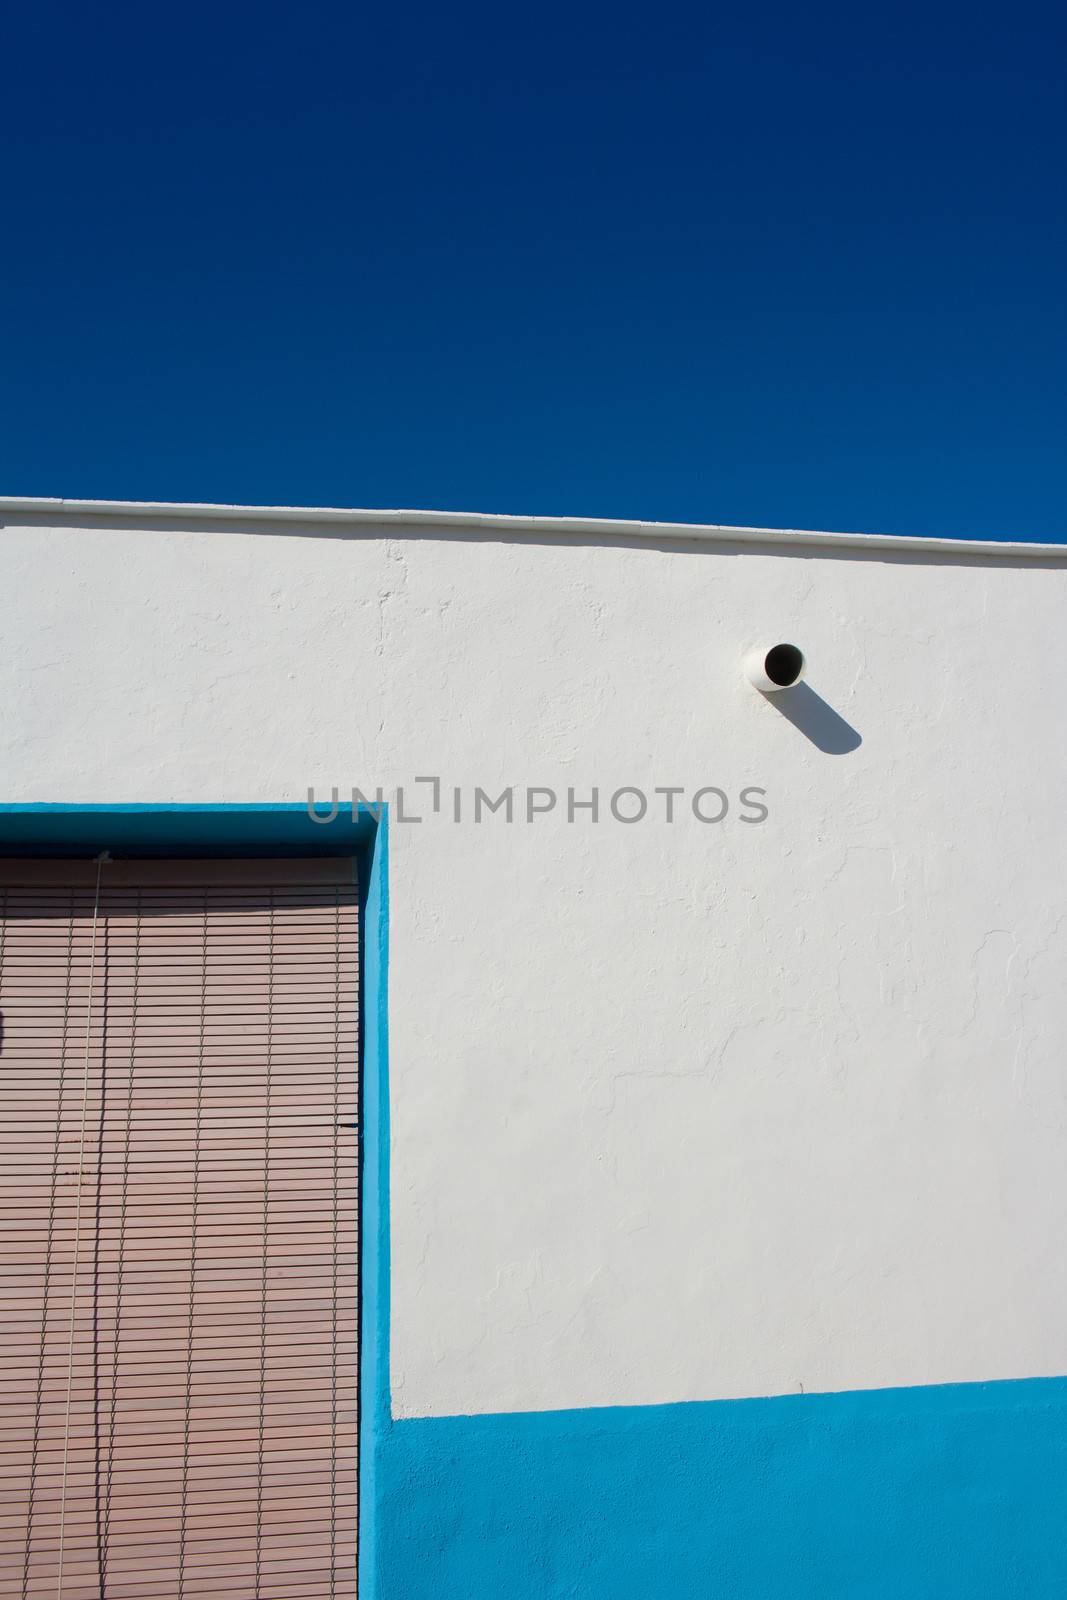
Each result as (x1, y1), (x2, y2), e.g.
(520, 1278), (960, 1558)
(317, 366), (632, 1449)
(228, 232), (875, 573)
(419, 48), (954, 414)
(763, 643), (804, 687)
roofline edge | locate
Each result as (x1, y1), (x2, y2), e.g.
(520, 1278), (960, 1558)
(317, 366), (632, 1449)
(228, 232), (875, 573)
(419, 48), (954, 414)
(1, 496), (1064, 558)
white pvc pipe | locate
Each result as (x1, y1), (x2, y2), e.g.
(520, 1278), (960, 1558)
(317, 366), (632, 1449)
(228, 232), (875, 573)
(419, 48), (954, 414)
(744, 644), (806, 692)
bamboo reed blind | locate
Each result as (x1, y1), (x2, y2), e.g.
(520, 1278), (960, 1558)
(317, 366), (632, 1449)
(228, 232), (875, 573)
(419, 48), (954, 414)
(0, 857), (360, 1600)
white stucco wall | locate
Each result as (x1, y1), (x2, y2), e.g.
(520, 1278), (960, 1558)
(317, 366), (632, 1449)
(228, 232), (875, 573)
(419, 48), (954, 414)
(4, 505), (1067, 1419)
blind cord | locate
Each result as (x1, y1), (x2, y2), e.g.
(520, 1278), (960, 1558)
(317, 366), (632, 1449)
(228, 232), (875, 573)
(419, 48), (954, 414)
(20, 895), (75, 1600)
(101, 887), (139, 1586)
(331, 886), (341, 1600)
(254, 891), (275, 1597)
(56, 851), (109, 1600)
(176, 891), (209, 1600)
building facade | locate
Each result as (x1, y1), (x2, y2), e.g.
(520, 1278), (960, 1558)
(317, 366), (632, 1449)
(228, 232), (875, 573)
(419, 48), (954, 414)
(3, 498), (1067, 1598)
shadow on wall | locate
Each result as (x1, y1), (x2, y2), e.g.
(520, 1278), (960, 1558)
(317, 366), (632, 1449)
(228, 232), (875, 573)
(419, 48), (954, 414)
(762, 683), (862, 755)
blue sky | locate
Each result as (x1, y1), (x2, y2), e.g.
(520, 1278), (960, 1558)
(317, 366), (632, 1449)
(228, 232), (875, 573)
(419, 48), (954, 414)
(1, 0), (1064, 539)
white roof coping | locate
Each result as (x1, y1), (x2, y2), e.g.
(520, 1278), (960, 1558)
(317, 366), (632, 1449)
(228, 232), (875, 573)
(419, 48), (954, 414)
(1, 495), (1064, 558)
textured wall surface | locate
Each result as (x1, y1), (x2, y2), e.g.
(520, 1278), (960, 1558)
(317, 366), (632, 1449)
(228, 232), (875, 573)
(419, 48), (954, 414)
(4, 513), (1067, 1435)
(376, 1377), (1067, 1599)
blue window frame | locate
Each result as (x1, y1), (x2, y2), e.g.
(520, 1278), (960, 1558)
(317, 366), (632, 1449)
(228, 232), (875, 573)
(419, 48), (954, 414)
(0, 801), (390, 1595)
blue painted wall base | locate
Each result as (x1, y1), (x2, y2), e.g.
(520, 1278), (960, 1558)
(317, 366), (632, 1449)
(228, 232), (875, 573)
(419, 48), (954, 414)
(371, 1377), (1067, 1599)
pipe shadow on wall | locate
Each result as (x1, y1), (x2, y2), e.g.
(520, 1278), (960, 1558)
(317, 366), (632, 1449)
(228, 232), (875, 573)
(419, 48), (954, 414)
(761, 683), (862, 754)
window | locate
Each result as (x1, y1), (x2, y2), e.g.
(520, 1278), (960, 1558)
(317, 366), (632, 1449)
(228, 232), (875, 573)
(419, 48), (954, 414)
(0, 856), (359, 1599)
